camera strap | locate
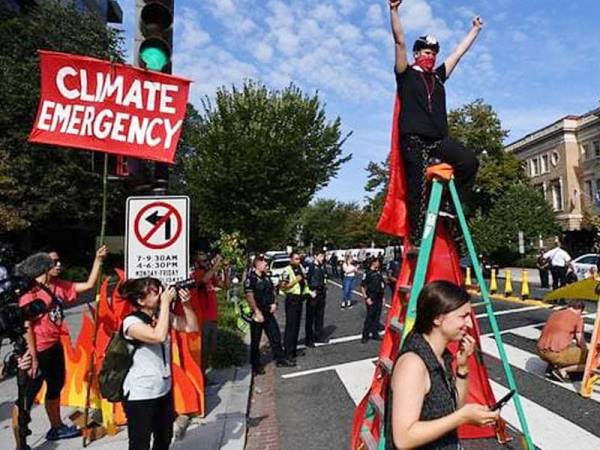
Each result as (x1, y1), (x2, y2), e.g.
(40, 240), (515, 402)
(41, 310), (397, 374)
(36, 283), (66, 322)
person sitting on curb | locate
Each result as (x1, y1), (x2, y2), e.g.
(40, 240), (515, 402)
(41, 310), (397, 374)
(537, 300), (588, 382)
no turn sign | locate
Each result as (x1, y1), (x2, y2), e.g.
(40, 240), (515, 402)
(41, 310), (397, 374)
(126, 196), (189, 285)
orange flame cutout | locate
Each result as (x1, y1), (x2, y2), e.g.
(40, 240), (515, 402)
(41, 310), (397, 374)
(36, 270), (206, 425)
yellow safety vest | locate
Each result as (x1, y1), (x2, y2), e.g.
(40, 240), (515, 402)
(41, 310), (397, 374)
(281, 265), (312, 296)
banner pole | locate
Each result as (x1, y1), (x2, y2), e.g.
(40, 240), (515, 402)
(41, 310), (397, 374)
(82, 153), (109, 447)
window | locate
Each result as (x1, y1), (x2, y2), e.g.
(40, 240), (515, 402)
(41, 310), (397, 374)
(551, 151), (559, 166)
(534, 184), (544, 197)
(594, 141), (600, 157)
(550, 179), (562, 211)
(585, 180), (593, 200)
(576, 255), (598, 265)
(582, 143), (591, 160)
(541, 154), (549, 173)
(531, 158), (539, 176)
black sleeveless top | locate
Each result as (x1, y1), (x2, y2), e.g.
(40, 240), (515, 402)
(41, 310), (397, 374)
(385, 332), (460, 450)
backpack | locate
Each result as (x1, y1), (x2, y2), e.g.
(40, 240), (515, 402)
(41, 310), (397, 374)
(98, 311), (152, 402)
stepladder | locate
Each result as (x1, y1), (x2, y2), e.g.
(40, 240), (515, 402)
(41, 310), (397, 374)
(580, 280), (600, 398)
(351, 164), (535, 450)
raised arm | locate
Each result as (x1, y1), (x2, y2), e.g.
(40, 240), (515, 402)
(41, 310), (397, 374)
(444, 16), (484, 78)
(74, 245), (107, 293)
(389, 1), (408, 74)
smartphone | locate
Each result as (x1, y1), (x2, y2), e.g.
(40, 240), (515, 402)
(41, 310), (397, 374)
(490, 390), (515, 411)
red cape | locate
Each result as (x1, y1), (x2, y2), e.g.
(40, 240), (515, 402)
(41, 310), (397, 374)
(351, 95), (505, 447)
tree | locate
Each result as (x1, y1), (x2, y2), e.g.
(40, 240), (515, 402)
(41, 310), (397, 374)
(0, 2), (127, 255)
(448, 99), (527, 216)
(448, 99), (508, 159)
(179, 81), (351, 250)
(470, 184), (560, 263)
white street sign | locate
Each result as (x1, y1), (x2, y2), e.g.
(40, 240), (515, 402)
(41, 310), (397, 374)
(125, 196), (189, 285)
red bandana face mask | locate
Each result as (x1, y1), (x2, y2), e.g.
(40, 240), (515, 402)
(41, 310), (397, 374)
(415, 54), (436, 72)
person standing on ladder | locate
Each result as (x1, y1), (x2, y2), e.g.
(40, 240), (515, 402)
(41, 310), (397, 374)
(388, 281), (499, 449)
(389, 0), (482, 245)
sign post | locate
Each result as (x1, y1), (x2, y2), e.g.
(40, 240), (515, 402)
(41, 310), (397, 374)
(125, 196), (190, 285)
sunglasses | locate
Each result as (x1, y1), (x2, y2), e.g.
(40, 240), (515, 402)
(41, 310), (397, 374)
(51, 259), (61, 267)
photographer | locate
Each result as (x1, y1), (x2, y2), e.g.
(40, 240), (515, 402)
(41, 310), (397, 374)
(10, 247), (106, 445)
(118, 277), (198, 450)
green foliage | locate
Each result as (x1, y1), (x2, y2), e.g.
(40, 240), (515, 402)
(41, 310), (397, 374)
(0, 2), (126, 238)
(296, 198), (388, 249)
(211, 292), (246, 368)
(448, 99), (508, 159)
(179, 81), (351, 250)
(214, 230), (246, 271)
(470, 184), (560, 264)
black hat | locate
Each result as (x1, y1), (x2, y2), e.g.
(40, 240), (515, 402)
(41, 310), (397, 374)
(15, 253), (53, 279)
(413, 35), (440, 53)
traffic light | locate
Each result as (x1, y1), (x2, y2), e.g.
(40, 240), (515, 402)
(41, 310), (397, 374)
(134, 0), (175, 191)
(135, 0), (173, 74)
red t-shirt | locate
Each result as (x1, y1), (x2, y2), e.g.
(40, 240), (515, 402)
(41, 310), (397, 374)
(537, 309), (583, 353)
(19, 279), (77, 352)
(191, 268), (219, 322)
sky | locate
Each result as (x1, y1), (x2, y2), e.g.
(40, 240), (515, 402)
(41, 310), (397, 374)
(116, 0), (600, 204)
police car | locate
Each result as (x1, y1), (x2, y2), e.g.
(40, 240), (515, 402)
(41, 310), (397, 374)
(269, 256), (290, 288)
(572, 253), (599, 279)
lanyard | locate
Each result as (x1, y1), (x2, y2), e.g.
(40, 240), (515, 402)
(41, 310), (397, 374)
(417, 70), (436, 112)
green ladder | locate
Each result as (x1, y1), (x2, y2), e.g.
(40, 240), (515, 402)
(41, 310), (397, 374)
(377, 174), (535, 450)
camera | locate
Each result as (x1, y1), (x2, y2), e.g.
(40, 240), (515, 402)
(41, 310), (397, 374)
(172, 278), (197, 291)
(0, 276), (46, 339)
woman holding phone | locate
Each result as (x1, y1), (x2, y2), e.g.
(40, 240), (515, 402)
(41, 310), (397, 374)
(117, 277), (199, 450)
(388, 281), (499, 449)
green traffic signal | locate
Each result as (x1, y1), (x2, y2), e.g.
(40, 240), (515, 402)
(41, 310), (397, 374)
(139, 39), (170, 71)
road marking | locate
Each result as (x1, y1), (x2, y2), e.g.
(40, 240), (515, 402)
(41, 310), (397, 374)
(480, 336), (600, 402)
(281, 357), (377, 380)
(296, 331), (384, 351)
(490, 381), (600, 450)
(475, 305), (542, 319)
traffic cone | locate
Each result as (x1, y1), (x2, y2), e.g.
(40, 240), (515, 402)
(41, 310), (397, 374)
(504, 270), (513, 297)
(490, 268), (498, 294)
(521, 269), (530, 300)
(465, 267), (472, 287)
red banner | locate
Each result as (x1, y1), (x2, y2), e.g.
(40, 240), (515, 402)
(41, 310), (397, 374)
(28, 51), (191, 164)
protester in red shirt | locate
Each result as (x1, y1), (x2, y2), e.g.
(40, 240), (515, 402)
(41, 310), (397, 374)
(12, 246), (106, 447)
(537, 300), (588, 382)
(192, 251), (229, 370)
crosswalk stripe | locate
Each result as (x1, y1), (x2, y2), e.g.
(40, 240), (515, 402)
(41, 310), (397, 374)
(480, 335), (600, 402)
(490, 381), (600, 450)
(475, 305), (542, 319)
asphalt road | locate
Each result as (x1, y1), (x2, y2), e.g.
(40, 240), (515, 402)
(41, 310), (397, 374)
(268, 274), (600, 450)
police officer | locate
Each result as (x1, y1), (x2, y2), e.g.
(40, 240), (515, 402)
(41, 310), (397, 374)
(280, 251), (311, 362)
(244, 256), (292, 374)
(360, 258), (386, 343)
(306, 250), (328, 347)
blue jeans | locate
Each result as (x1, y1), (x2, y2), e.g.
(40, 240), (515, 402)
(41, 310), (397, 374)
(342, 276), (354, 303)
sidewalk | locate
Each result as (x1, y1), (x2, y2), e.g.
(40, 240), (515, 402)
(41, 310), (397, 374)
(0, 304), (252, 450)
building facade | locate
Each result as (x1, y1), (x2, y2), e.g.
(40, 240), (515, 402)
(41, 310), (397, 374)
(505, 108), (600, 232)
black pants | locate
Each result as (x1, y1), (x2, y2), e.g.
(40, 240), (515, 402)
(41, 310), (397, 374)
(250, 310), (284, 368)
(401, 134), (479, 238)
(551, 266), (567, 290)
(124, 392), (174, 450)
(284, 294), (304, 359)
(539, 269), (549, 289)
(305, 290), (326, 344)
(24, 343), (65, 409)
(363, 295), (384, 338)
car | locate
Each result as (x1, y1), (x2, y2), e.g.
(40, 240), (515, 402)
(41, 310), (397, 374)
(269, 257), (290, 287)
(571, 253), (599, 280)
